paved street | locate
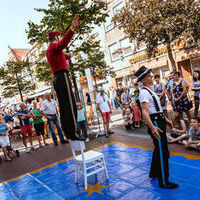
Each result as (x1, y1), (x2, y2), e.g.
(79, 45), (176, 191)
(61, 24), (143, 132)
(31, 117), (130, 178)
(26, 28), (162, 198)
(0, 110), (198, 182)
(0, 111), (200, 200)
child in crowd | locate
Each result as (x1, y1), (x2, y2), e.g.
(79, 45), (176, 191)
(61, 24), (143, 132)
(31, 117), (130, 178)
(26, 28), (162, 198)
(123, 109), (133, 129)
(77, 102), (89, 142)
(183, 117), (200, 151)
(131, 101), (141, 128)
(167, 114), (187, 144)
(122, 103), (130, 117)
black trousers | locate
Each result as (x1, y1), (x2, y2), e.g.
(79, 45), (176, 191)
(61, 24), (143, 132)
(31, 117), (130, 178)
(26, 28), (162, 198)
(147, 113), (169, 187)
(34, 122), (45, 136)
(77, 120), (88, 139)
(53, 70), (78, 140)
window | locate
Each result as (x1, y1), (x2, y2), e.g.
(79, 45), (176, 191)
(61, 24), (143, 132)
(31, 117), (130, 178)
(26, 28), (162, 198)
(108, 43), (120, 62)
(104, 12), (114, 32)
(138, 43), (147, 51)
(113, 2), (124, 14)
(113, 2), (124, 26)
(119, 38), (133, 56)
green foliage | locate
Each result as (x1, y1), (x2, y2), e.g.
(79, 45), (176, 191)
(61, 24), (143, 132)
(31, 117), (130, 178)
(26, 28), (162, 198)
(113, 0), (200, 70)
(0, 60), (33, 100)
(34, 61), (53, 84)
(26, 0), (109, 85)
(74, 35), (116, 79)
(26, 0), (108, 46)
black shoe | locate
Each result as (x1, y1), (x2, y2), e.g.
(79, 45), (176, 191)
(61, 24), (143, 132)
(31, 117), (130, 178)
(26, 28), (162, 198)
(108, 131), (114, 134)
(70, 135), (86, 141)
(15, 150), (20, 157)
(46, 135), (50, 139)
(149, 174), (157, 179)
(159, 182), (179, 189)
(54, 143), (58, 146)
(0, 157), (2, 163)
(61, 140), (68, 144)
(105, 134), (109, 138)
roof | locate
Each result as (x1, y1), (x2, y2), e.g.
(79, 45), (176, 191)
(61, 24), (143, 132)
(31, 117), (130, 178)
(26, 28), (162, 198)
(9, 48), (30, 61)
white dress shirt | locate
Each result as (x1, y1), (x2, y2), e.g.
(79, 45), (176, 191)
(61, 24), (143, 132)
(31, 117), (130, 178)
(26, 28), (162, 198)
(41, 99), (57, 115)
(139, 88), (163, 114)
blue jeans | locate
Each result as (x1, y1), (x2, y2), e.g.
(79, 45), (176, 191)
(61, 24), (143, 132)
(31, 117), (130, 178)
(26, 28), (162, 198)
(47, 115), (65, 144)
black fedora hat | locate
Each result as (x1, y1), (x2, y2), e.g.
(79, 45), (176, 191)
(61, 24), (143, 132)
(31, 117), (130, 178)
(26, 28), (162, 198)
(135, 66), (152, 82)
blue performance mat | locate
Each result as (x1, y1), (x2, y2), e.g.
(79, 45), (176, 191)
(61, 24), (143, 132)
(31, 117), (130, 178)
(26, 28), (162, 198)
(1, 142), (200, 200)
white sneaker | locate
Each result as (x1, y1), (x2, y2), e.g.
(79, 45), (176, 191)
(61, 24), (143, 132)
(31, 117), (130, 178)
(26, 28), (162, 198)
(85, 138), (89, 142)
(30, 145), (36, 151)
(26, 147), (31, 153)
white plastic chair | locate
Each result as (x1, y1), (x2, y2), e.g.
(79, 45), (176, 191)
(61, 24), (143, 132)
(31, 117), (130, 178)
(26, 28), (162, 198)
(69, 140), (109, 189)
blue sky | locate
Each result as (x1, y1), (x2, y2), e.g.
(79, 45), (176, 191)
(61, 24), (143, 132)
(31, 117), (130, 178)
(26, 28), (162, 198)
(0, 0), (49, 65)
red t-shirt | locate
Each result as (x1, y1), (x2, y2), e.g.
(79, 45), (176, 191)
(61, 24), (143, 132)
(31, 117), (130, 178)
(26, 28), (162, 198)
(46, 29), (75, 74)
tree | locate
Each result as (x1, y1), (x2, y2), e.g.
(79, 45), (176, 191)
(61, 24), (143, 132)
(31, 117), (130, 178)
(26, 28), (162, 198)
(34, 61), (53, 85)
(26, 0), (108, 91)
(113, 0), (200, 71)
(0, 60), (34, 101)
(74, 34), (116, 90)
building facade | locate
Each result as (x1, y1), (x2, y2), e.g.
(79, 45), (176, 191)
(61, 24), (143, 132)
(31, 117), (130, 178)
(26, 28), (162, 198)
(102, 0), (200, 87)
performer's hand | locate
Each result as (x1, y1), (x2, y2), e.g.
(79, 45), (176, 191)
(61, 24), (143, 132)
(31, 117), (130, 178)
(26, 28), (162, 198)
(71, 14), (80, 31)
(151, 126), (162, 140)
(47, 116), (52, 120)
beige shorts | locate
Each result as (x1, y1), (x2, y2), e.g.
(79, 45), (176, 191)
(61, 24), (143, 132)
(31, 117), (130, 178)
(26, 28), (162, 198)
(0, 135), (10, 148)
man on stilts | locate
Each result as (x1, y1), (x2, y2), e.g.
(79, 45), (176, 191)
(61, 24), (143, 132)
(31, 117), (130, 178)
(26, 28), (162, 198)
(135, 66), (179, 189)
(46, 14), (80, 140)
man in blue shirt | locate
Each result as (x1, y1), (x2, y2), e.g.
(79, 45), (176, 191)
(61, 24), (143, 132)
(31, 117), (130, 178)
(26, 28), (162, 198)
(17, 102), (36, 153)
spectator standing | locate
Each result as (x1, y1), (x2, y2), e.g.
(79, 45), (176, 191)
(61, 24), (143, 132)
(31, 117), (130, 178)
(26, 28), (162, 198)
(172, 72), (191, 122)
(192, 70), (200, 117)
(116, 82), (124, 108)
(31, 101), (48, 148)
(41, 93), (67, 146)
(134, 83), (140, 106)
(96, 87), (113, 137)
(129, 83), (136, 102)
(3, 112), (13, 123)
(110, 86), (119, 109)
(165, 72), (174, 102)
(76, 103), (89, 142)
(12, 114), (20, 135)
(0, 115), (12, 161)
(17, 102), (35, 153)
(85, 92), (92, 106)
(121, 87), (131, 105)
(154, 74), (168, 117)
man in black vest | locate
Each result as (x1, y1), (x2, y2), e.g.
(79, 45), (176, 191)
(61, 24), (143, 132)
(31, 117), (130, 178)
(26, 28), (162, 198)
(135, 66), (178, 189)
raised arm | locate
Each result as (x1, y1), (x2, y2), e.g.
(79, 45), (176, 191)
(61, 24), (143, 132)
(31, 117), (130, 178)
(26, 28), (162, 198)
(54, 14), (80, 52)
